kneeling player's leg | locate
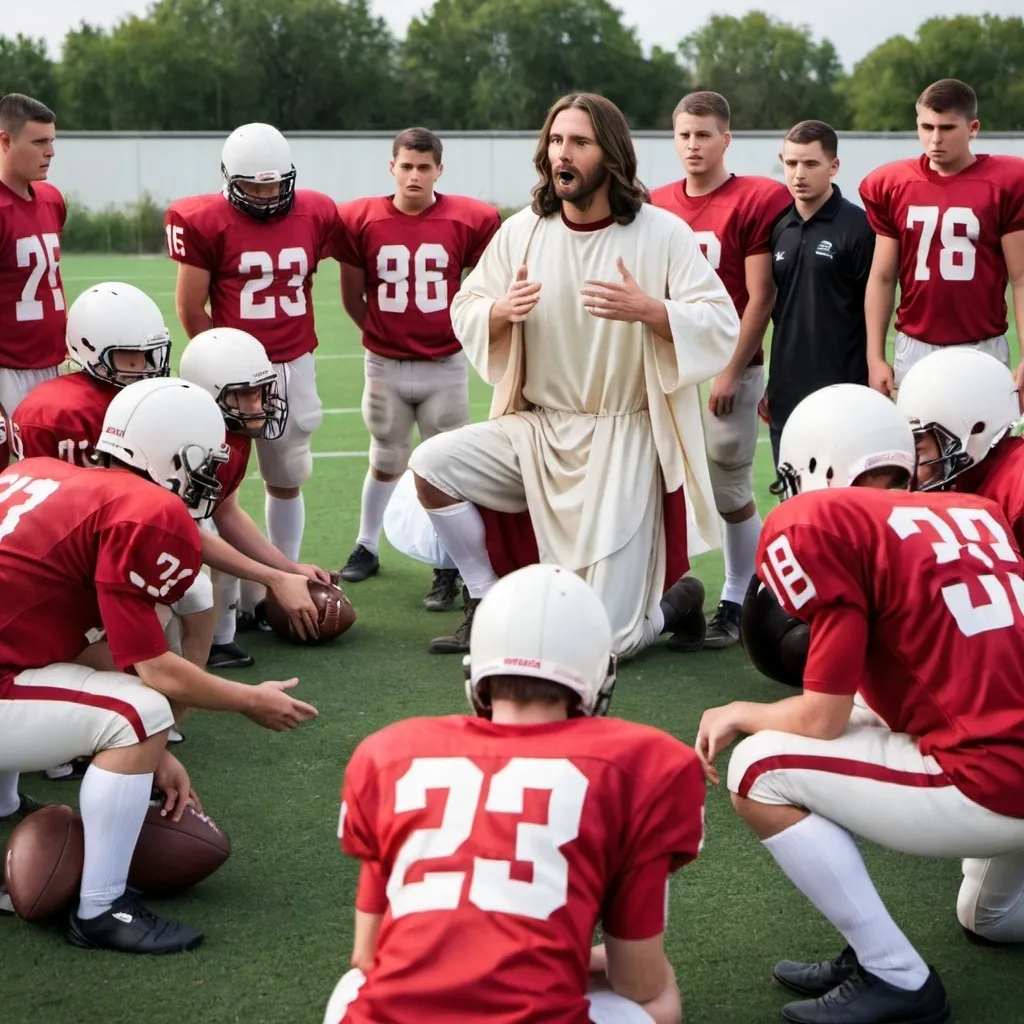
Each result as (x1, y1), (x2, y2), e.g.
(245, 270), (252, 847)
(702, 365), (764, 647)
(958, 852), (1024, 944)
(586, 990), (657, 1024)
(343, 353), (417, 580)
(256, 353), (324, 562)
(382, 471), (458, 570)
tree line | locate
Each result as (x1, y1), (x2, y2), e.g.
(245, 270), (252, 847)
(3, 1), (1023, 133)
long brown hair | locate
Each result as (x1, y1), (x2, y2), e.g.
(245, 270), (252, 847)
(531, 93), (648, 225)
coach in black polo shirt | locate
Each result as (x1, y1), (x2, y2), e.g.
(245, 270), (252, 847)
(766, 120), (876, 464)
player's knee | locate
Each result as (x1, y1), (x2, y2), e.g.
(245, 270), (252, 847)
(957, 860), (1024, 943)
(726, 731), (790, 799)
(369, 438), (411, 478)
(258, 439), (314, 488)
(171, 572), (214, 616)
(408, 434), (460, 498)
(93, 675), (175, 752)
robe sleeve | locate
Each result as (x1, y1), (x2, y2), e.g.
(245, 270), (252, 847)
(652, 212), (740, 395)
(450, 213), (520, 386)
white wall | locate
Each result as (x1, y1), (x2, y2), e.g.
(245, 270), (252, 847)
(46, 131), (1024, 211)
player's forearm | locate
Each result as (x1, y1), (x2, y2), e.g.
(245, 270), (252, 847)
(727, 295), (773, 372)
(733, 694), (850, 741)
(135, 651), (257, 713)
(864, 274), (895, 363)
(342, 295), (367, 330)
(178, 306), (214, 339)
(200, 528), (289, 588)
(1011, 278), (1024, 353)
(214, 504), (294, 574)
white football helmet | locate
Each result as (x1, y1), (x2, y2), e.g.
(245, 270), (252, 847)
(464, 564), (617, 719)
(896, 348), (1021, 491)
(774, 383), (916, 499)
(178, 328), (287, 440)
(95, 378), (229, 520)
(66, 282), (171, 388)
(221, 122), (296, 220)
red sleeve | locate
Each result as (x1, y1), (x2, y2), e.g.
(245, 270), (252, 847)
(467, 208), (502, 266)
(858, 169), (899, 238)
(164, 204), (218, 269)
(602, 749), (705, 940)
(339, 743), (383, 864)
(96, 589), (173, 669)
(743, 185), (791, 256)
(999, 166), (1024, 236)
(757, 515), (870, 696)
(336, 202), (366, 266)
(355, 861), (388, 914)
(10, 417), (58, 460)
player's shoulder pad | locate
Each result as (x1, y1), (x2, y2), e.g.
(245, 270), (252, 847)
(647, 180), (676, 205)
(980, 154), (1024, 187)
(351, 715), (447, 767)
(592, 717), (700, 775)
(337, 194), (391, 231)
(740, 574), (808, 688)
(859, 157), (921, 194)
(295, 189), (339, 215)
(165, 193), (223, 225)
(31, 181), (65, 208)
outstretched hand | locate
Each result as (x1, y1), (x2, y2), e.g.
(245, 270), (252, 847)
(581, 258), (655, 323)
(493, 264), (541, 323)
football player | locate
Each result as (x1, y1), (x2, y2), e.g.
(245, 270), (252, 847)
(164, 122), (340, 653)
(0, 377), (317, 953)
(859, 78), (1024, 395)
(697, 384), (1024, 1023)
(650, 91), (790, 650)
(335, 126), (501, 612)
(0, 93), (67, 458)
(328, 563), (703, 1024)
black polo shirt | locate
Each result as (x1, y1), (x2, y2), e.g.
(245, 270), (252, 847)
(766, 185), (875, 431)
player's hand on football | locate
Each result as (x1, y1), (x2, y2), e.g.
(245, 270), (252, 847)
(868, 357), (895, 398)
(494, 264), (541, 323)
(269, 571), (321, 640)
(581, 258), (655, 323)
(293, 562), (332, 585)
(695, 704), (745, 784)
(708, 369), (740, 417)
(154, 749), (199, 823)
(246, 678), (318, 731)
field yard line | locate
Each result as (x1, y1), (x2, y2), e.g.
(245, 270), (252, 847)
(322, 407), (361, 414)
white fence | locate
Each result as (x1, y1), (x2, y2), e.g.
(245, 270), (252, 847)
(47, 131), (1024, 211)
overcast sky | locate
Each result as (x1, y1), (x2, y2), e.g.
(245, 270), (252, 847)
(5, 0), (1019, 69)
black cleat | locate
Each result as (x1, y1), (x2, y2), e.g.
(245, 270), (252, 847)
(67, 892), (204, 955)
(206, 642), (254, 669)
(781, 965), (950, 1024)
(774, 947), (859, 997)
(339, 544), (379, 583)
(429, 588), (479, 653)
(44, 758), (91, 782)
(424, 569), (460, 612)
(662, 576), (707, 653)
(0, 883), (13, 916)
(0, 793), (46, 820)
(236, 600), (273, 634)
(704, 599), (742, 650)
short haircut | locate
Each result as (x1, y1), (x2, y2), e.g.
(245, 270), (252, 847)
(0, 93), (56, 135)
(784, 120), (838, 160)
(392, 127), (442, 164)
(486, 674), (577, 708)
(673, 91), (731, 128)
(916, 79), (978, 121)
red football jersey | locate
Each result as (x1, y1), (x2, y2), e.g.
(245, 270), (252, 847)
(0, 458), (203, 689)
(858, 154), (1024, 343)
(0, 181), (67, 369)
(338, 194), (502, 360)
(956, 437), (1024, 553)
(649, 174), (790, 365)
(163, 191), (339, 363)
(11, 370), (119, 466)
(336, 714), (704, 1024)
(757, 486), (1024, 818)
(214, 431), (253, 509)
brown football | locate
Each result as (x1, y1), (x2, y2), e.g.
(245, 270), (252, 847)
(127, 801), (232, 897)
(4, 805), (84, 921)
(264, 575), (356, 645)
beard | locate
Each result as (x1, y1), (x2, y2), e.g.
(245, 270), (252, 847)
(553, 163), (610, 209)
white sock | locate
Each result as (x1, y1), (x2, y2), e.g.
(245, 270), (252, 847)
(77, 765), (154, 920)
(0, 771), (21, 817)
(213, 576), (240, 646)
(266, 494), (305, 563)
(721, 512), (762, 606)
(762, 814), (930, 991)
(240, 580), (265, 615)
(425, 502), (498, 599)
(355, 474), (400, 555)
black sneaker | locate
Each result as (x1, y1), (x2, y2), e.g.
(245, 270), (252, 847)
(662, 576), (707, 653)
(0, 793), (46, 820)
(0, 883), (13, 916)
(781, 965), (950, 1024)
(236, 600), (273, 633)
(424, 569), (460, 612)
(67, 891), (204, 955)
(339, 544), (379, 583)
(774, 946), (860, 997)
(206, 642), (254, 669)
(429, 588), (480, 653)
(704, 600), (742, 650)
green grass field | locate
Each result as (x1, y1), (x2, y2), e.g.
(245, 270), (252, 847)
(3, 254), (1021, 1024)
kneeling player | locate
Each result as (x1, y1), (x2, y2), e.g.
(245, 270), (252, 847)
(327, 564), (703, 1024)
(697, 384), (1024, 1023)
(0, 377), (317, 953)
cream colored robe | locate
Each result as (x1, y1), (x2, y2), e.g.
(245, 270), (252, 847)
(449, 203), (739, 651)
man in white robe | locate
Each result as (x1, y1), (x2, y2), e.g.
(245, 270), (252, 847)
(408, 92), (740, 658)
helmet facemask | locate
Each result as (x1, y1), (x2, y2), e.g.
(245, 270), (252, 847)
(86, 335), (172, 389)
(222, 168), (296, 221)
(167, 442), (230, 519)
(218, 379), (288, 440)
(909, 421), (980, 491)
